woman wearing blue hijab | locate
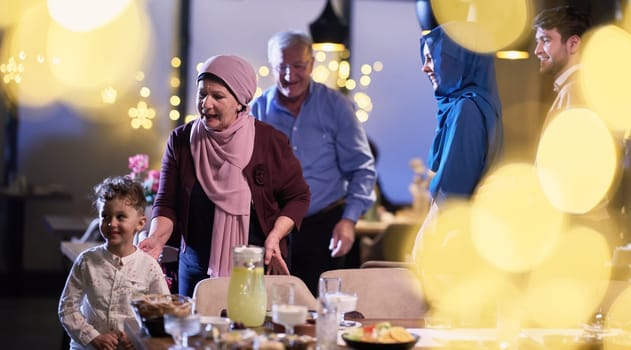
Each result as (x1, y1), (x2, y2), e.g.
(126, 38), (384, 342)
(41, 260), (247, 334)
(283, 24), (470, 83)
(420, 24), (503, 203)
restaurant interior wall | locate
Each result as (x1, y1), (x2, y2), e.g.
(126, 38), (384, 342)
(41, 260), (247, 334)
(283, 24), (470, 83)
(0, 0), (543, 276)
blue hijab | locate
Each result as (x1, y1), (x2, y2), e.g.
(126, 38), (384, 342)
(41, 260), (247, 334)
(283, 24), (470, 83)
(420, 25), (503, 200)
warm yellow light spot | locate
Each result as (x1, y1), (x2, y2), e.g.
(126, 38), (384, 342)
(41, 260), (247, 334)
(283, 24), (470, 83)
(36, 55), (45, 63)
(471, 162), (565, 272)
(258, 66), (269, 77)
(184, 114), (197, 123)
(359, 75), (371, 87)
(436, 273), (518, 327)
(373, 61), (383, 72)
(135, 71), (145, 82)
(430, 0), (534, 53)
(169, 109), (180, 121)
(0, 0), (23, 28)
(170, 76), (180, 88)
(355, 109), (369, 123)
(495, 50), (529, 60)
(312, 42), (345, 52)
(254, 87), (262, 98)
(196, 62), (203, 73)
(314, 51), (326, 62)
(128, 100), (155, 129)
(139, 87), (150, 98)
(339, 61), (350, 79)
(312, 64), (330, 84)
(526, 226), (611, 327)
(360, 64), (372, 75)
(621, 4), (631, 33)
(171, 57), (181, 68)
(1, 3), (63, 106)
(169, 95), (180, 106)
(336, 78), (346, 88)
(101, 87), (117, 104)
(414, 200), (498, 305)
(580, 25), (631, 132)
(327, 60), (339, 72)
(47, 0), (151, 109)
(344, 79), (356, 90)
(606, 286), (631, 331)
(47, 0), (131, 32)
(353, 92), (372, 111)
(536, 108), (621, 214)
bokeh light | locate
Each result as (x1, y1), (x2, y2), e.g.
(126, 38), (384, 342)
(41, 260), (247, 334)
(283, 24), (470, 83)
(526, 226), (611, 327)
(0, 0), (26, 28)
(580, 25), (631, 132)
(431, 0), (534, 54)
(536, 108), (621, 214)
(47, 0), (152, 109)
(471, 162), (565, 273)
(606, 286), (631, 332)
(47, 0), (131, 32)
(1, 2), (65, 107)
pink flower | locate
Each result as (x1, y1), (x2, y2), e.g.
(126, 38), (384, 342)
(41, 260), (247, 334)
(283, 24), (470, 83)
(128, 154), (149, 174)
(127, 154), (159, 204)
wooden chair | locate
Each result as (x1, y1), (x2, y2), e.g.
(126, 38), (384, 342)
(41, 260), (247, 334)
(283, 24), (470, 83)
(319, 267), (428, 319)
(193, 274), (317, 316)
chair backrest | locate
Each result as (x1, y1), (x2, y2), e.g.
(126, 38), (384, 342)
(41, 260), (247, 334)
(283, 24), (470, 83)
(193, 277), (231, 316)
(319, 267), (428, 319)
(193, 274), (317, 316)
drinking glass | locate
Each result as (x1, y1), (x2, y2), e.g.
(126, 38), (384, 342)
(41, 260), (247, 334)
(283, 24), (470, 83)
(326, 292), (359, 327)
(271, 282), (308, 335)
(316, 296), (339, 350)
(318, 277), (342, 297)
(164, 313), (201, 350)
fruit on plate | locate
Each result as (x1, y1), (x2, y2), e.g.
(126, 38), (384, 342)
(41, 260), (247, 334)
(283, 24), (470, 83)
(344, 322), (416, 343)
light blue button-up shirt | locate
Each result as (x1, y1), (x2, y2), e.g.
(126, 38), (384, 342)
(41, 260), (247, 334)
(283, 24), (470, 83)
(251, 81), (376, 222)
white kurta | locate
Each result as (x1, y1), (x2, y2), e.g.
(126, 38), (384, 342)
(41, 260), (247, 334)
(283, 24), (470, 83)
(59, 244), (170, 349)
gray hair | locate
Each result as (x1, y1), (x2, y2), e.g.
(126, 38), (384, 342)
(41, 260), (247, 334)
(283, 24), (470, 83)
(267, 30), (313, 63)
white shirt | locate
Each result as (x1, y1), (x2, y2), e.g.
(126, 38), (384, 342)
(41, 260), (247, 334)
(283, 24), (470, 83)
(544, 64), (582, 128)
(59, 244), (170, 349)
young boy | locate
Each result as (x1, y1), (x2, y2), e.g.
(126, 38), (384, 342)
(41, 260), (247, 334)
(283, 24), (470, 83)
(59, 176), (170, 350)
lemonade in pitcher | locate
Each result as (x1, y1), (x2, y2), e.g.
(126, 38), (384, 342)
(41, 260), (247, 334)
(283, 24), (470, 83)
(227, 246), (266, 327)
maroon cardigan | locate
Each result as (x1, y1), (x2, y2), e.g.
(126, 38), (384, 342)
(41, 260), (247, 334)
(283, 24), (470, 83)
(152, 119), (310, 258)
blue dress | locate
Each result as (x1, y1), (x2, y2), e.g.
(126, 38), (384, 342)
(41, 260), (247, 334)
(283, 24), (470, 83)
(420, 25), (503, 202)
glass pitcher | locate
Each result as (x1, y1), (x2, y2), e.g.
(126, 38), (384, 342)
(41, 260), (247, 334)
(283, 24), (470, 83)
(227, 245), (266, 327)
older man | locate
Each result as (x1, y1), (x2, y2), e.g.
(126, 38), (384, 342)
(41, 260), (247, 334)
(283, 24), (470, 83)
(251, 30), (377, 295)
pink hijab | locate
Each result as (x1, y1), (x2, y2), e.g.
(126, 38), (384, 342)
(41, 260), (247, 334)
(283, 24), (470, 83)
(190, 55), (257, 277)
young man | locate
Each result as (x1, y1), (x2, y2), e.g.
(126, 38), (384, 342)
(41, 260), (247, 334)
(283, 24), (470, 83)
(533, 5), (592, 126)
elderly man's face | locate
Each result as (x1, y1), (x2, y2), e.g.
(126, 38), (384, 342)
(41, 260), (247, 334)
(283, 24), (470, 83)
(270, 44), (314, 101)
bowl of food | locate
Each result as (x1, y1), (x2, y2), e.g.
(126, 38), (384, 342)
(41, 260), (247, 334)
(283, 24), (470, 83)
(130, 294), (193, 337)
(341, 322), (419, 350)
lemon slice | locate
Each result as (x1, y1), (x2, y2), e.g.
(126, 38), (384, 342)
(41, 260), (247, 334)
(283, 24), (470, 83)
(389, 327), (415, 342)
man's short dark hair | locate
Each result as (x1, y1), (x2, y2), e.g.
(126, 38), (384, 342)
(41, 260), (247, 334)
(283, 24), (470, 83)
(534, 5), (592, 42)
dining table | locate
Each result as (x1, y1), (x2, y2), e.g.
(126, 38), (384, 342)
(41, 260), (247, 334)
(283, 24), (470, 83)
(123, 315), (627, 350)
(123, 317), (425, 350)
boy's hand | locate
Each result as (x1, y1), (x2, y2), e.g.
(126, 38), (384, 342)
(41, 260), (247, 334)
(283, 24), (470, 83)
(90, 331), (119, 350)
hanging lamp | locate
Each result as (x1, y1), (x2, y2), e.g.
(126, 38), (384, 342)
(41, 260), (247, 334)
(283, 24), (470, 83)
(309, 0), (348, 52)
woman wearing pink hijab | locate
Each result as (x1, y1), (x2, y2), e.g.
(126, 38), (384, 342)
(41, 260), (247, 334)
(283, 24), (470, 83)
(139, 55), (310, 296)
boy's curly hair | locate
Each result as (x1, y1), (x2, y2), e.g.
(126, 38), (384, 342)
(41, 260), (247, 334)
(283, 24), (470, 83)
(93, 176), (147, 211)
